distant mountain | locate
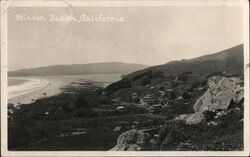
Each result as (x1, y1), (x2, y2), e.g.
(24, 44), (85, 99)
(8, 62), (148, 76)
(105, 44), (243, 93)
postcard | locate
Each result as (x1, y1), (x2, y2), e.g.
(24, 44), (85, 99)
(1, 0), (249, 156)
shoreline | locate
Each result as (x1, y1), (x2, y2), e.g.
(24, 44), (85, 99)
(8, 77), (67, 105)
(7, 74), (122, 105)
(8, 77), (50, 99)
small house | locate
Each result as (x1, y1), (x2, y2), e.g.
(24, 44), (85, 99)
(113, 126), (122, 132)
(117, 106), (125, 111)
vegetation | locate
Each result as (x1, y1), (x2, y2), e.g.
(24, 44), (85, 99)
(147, 107), (243, 151)
(8, 83), (112, 150)
(8, 82), (166, 150)
(106, 44), (243, 94)
(105, 70), (165, 95)
(8, 44), (244, 151)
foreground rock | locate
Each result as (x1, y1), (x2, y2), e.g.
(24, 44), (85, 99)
(175, 76), (244, 125)
(194, 76), (243, 112)
(110, 129), (149, 151)
(175, 112), (205, 125)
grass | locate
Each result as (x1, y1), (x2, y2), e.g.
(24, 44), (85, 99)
(8, 72), (244, 151)
(14, 128), (122, 151)
(156, 109), (244, 151)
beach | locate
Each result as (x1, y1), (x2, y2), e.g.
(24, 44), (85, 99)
(8, 74), (121, 105)
(8, 77), (69, 105)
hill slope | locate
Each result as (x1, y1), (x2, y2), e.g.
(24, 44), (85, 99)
(129, 44), (243, 78)
(8, 62), (148, 76)
(105, 44), (243, 93)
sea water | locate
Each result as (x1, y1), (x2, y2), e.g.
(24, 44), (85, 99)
(8, 78), (28, 86)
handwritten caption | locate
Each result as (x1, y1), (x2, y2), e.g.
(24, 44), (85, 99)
(15, 14), (128, 23)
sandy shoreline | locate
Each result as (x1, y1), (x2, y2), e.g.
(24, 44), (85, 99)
(8, 77), (49, 99)
(8, 74), (122, 105)
(8, 77), (68, 105)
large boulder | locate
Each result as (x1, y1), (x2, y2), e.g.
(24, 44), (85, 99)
(175, 76), (243, 125)
(110, 129), (149, 151)
(193, 76), (243, 112)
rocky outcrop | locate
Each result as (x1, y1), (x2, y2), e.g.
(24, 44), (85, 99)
(175, 76), (244, 125)
(194, 76), (243, 112)
(110, 129), (149, 151)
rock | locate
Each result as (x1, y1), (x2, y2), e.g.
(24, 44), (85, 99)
(233, 87), (244, 104)
(175, 112), (206, 125)
(110, 144), (141, 151)
(110, 144), (128, 151)
(117, 129), (149, 145)
(174, 76), (243, 125)
(185, 112), (205, 125)
(175, 112), (205, 125)
(110, 129), (150, 151)
(193, 76), (243, 112)
(175, 114), (192, 121)
(207, 121), (218, 126)
(176, 142), (192, 150)
(149, 138), (157, 145)
(127, 144), (142, 151)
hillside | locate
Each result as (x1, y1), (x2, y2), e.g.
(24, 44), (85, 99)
(8, 44), (244, 151)
(129, 44), (243, 78)
(105, 44), (243, 94)
(8, 62), (147, 76)
(105, 45), (244, 151)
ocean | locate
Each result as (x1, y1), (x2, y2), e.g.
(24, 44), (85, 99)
(8, 78), (28, 86)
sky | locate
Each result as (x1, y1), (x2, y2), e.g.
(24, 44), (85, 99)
(8, 6), (243, 71)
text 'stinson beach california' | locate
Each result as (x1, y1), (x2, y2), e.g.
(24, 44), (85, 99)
(5, 3), (247, 154)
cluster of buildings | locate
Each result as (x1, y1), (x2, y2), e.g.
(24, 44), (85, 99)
(113, 86), (178, 114)
(113, 73), (207, 115)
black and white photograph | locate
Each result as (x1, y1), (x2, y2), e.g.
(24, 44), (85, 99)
(1, 0), (249, 156)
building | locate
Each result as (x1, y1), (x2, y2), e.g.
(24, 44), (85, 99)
(113, 126), (122, 132)
(117, 106), (125, 111)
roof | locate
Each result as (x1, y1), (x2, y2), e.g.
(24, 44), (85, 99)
(117, 106), (124, 109)
(113, 126), (122, 132)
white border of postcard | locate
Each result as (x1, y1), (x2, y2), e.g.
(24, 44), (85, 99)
(1, 0), (249, 156)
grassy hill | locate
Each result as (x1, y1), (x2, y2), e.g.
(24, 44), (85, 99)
(129, 44), (243, 78)
(105, 44), (243, 94)
(8, 62), (147, 76)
